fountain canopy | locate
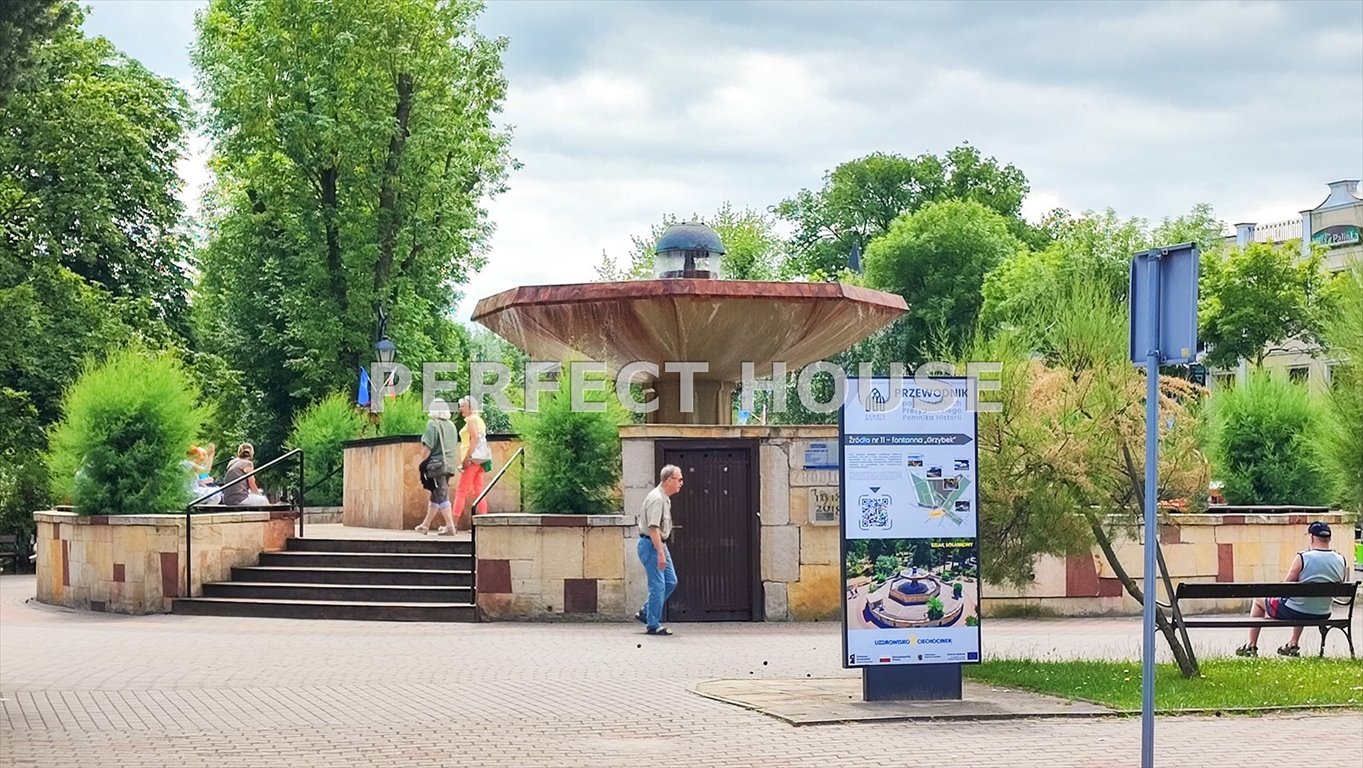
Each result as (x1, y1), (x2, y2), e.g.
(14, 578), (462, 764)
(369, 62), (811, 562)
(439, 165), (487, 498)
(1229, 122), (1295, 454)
(472, 222), (907, 423)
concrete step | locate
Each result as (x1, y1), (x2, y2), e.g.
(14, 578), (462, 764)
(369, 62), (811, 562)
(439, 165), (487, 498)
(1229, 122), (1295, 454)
(202, 581), (473, 603)
(171, 596), (476, 622)
(257, 550), (472, 570)
(231, 566), (473, 587)
(286, 537), (472, 555)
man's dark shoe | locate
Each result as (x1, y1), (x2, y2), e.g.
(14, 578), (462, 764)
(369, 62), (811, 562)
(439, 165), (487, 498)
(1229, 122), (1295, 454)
(634, 609), (646, 624)
(646, 626), (673, 636)
(1276, 644), (1301, 657)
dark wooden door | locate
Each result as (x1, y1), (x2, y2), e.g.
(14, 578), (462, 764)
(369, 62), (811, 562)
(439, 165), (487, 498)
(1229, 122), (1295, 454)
(659, 441), (759, 622)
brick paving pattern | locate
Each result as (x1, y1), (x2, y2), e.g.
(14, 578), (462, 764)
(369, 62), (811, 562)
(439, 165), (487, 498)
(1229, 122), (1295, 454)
(1, 574), (1359, 767)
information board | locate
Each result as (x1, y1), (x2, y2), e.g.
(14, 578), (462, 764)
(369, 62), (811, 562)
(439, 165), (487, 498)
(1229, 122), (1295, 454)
(840, 377), (981, 667)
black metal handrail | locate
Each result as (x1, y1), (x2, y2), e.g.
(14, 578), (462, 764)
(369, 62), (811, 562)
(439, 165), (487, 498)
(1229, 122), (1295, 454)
(471, 446), (523, 510)
(183, 448), (303, 597)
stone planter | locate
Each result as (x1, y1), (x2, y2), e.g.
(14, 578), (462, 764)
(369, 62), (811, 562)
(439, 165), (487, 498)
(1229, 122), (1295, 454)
(472, 513), (640, 620)
(33, 508), (295, 614)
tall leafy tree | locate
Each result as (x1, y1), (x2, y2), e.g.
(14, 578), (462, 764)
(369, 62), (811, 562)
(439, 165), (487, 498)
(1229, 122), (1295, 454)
(193, 0), (512, 451)
(595, 203), (782, 282)
(1, 1), (192, 333)
(980, 204), (1226, 334)
(0, 0), (74, 105)
(1198, 240), (1328, 369)
(776, 143), (1035, 279)
(863, 199), (1024, 365)
(1, 2), (190, 558)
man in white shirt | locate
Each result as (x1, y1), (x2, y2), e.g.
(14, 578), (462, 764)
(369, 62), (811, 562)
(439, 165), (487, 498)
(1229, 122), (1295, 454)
(635, 464), (684, 636)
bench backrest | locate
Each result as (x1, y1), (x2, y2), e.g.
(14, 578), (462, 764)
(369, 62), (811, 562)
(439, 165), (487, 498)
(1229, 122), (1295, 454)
(1176, 581), (1359, 601)
(0, 534), (16, 548)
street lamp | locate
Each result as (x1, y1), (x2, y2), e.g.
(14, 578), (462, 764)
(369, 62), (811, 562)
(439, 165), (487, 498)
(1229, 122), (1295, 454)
(375, 336), (396, 365)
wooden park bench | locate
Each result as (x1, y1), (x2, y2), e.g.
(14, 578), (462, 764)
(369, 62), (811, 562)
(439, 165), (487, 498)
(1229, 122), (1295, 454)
(0, 534), (19, 573)
(1162, 581), (1359, 664)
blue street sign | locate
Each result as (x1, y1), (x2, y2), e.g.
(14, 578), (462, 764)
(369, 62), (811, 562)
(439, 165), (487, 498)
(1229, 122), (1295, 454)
(1129, 243), (1199, 365)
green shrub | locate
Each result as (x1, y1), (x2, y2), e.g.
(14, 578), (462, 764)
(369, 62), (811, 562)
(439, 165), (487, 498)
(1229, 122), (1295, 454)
(376, 393), (429, 437)
(1319, 261), (1363, 511)
(512, 373), (624, 514)
(953, 582), (964, 599)
(1206, 371), (1330, 506)
(926, 596), (945, 621)
(287, 393), (367, 506)
(48, 349), (207, 515)
(965, 615), (979, 627)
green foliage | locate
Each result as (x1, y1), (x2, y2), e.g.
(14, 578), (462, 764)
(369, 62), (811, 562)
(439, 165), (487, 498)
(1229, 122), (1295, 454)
(964, 615), (979, 627)
(873, 554), (899, 583)
(193, 0), (510, 453)
(864, 199), (1024, 364)
(1199, 241), (1329, 369)
(47, 349), (208, 515)
(952, 582), (964, 599)
(1, 2), (192, 335)
(376, 394), (430, 437)
(980, 204), (1225, 334)
(512, 373), (625, 514)
(1318, 261), (1363, 510)
(0, 0), (74, 105)
(1206, 371), (1330, 506)
(962, 278), (1208, 586)
(926, 596), (945, 620)
(287, 393), (366, 506)
(965, 658), (1363, 710)
(777, 144), (1036, 279)
(597, 203), (782, 281)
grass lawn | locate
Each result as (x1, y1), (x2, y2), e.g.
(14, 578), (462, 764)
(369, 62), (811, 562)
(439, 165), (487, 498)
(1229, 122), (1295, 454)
(965, 657), (1363, 711)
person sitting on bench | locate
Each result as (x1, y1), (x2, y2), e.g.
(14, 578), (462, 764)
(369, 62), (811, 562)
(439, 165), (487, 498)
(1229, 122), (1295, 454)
(1236, 521), (1348, 657)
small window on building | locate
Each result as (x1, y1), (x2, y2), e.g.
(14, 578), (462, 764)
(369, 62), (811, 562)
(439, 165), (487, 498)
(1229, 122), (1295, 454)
(1288, 366), (1310, 384)
(1213, 373), (1236, 390)
(1330, 364), (1352, 390)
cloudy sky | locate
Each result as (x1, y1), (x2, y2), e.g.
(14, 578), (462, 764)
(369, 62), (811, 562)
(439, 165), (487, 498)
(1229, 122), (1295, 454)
(85, 0), (1363, 322)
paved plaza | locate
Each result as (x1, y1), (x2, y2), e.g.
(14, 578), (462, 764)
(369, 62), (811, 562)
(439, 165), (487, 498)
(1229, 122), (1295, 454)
(1, 573), (1359, 767)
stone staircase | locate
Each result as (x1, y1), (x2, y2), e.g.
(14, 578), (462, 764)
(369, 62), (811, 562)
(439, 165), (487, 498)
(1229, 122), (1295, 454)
(173, 537), (476, 621)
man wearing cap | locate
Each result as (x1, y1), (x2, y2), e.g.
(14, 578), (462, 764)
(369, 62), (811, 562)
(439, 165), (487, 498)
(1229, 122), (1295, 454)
(1236, 521), (1349, 657)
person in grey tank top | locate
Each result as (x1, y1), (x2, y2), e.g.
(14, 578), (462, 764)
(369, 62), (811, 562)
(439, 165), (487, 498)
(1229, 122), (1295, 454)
(1236, 521), (1349, 658)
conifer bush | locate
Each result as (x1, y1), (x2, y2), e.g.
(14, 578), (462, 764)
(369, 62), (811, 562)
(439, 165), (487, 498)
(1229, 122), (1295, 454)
(1206, 372), (1330, 506)
(48, 349), (207, 515)
(513, 374), (624, 514)
(287, 393), (367, 506)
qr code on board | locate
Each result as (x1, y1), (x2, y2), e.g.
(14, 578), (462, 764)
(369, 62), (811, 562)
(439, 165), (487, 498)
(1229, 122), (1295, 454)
(858, 494), (891, 530)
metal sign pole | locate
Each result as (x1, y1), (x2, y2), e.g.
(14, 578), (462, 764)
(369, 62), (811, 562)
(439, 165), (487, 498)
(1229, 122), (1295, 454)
(1140, 252), (1161, 768)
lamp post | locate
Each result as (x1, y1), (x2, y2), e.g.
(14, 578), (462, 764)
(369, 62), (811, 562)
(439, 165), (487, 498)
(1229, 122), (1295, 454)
(375, 336), (396, 366)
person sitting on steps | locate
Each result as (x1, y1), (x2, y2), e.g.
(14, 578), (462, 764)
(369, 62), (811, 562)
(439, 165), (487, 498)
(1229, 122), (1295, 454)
(1236, 521), (1348, 657)
(220, 443), (270, 506)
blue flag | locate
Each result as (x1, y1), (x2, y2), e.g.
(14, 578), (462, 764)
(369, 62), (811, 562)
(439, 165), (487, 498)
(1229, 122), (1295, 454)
(358, 366), (371, 408)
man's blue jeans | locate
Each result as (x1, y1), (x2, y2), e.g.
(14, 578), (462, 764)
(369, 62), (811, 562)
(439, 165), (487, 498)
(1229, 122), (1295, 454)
(637, 537), (677, 630)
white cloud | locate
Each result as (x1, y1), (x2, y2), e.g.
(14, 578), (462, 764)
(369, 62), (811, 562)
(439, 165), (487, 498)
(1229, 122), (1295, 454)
(81, 0), (1363, 325)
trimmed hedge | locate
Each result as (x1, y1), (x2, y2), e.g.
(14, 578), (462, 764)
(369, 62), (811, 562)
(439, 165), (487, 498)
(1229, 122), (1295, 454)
(1207, 371), (1330, 506)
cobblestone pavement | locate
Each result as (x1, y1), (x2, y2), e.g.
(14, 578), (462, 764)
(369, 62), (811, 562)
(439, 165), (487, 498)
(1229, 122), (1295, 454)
(2, 575), (1359, 768)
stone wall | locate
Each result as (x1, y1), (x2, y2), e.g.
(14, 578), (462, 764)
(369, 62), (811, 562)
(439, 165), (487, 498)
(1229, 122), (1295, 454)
(984, 510), (1357, 615)
(343, 435), (525, 529)
(34, 508), (295, 614)
(473, 514), (638, 620)
(620, 424), (841, 622)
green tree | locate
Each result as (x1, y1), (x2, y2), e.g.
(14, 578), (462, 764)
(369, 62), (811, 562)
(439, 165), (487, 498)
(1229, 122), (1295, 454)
(863, 200), (1024, 364)
(1206, 372), (1330, 506)
(193, 0), (512, 452)
(980, 204), (1225, 334)
(1199, 241), (1329, 369)
(0, 0), (74, 105)
(1, 4), (193, 552)
(596, 203), (781, 281)
(2, 1), (192, 333)
(1319, 261), (1363, 510)
(286, 393), (367, 506)
(776, 144), (1035, 279)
